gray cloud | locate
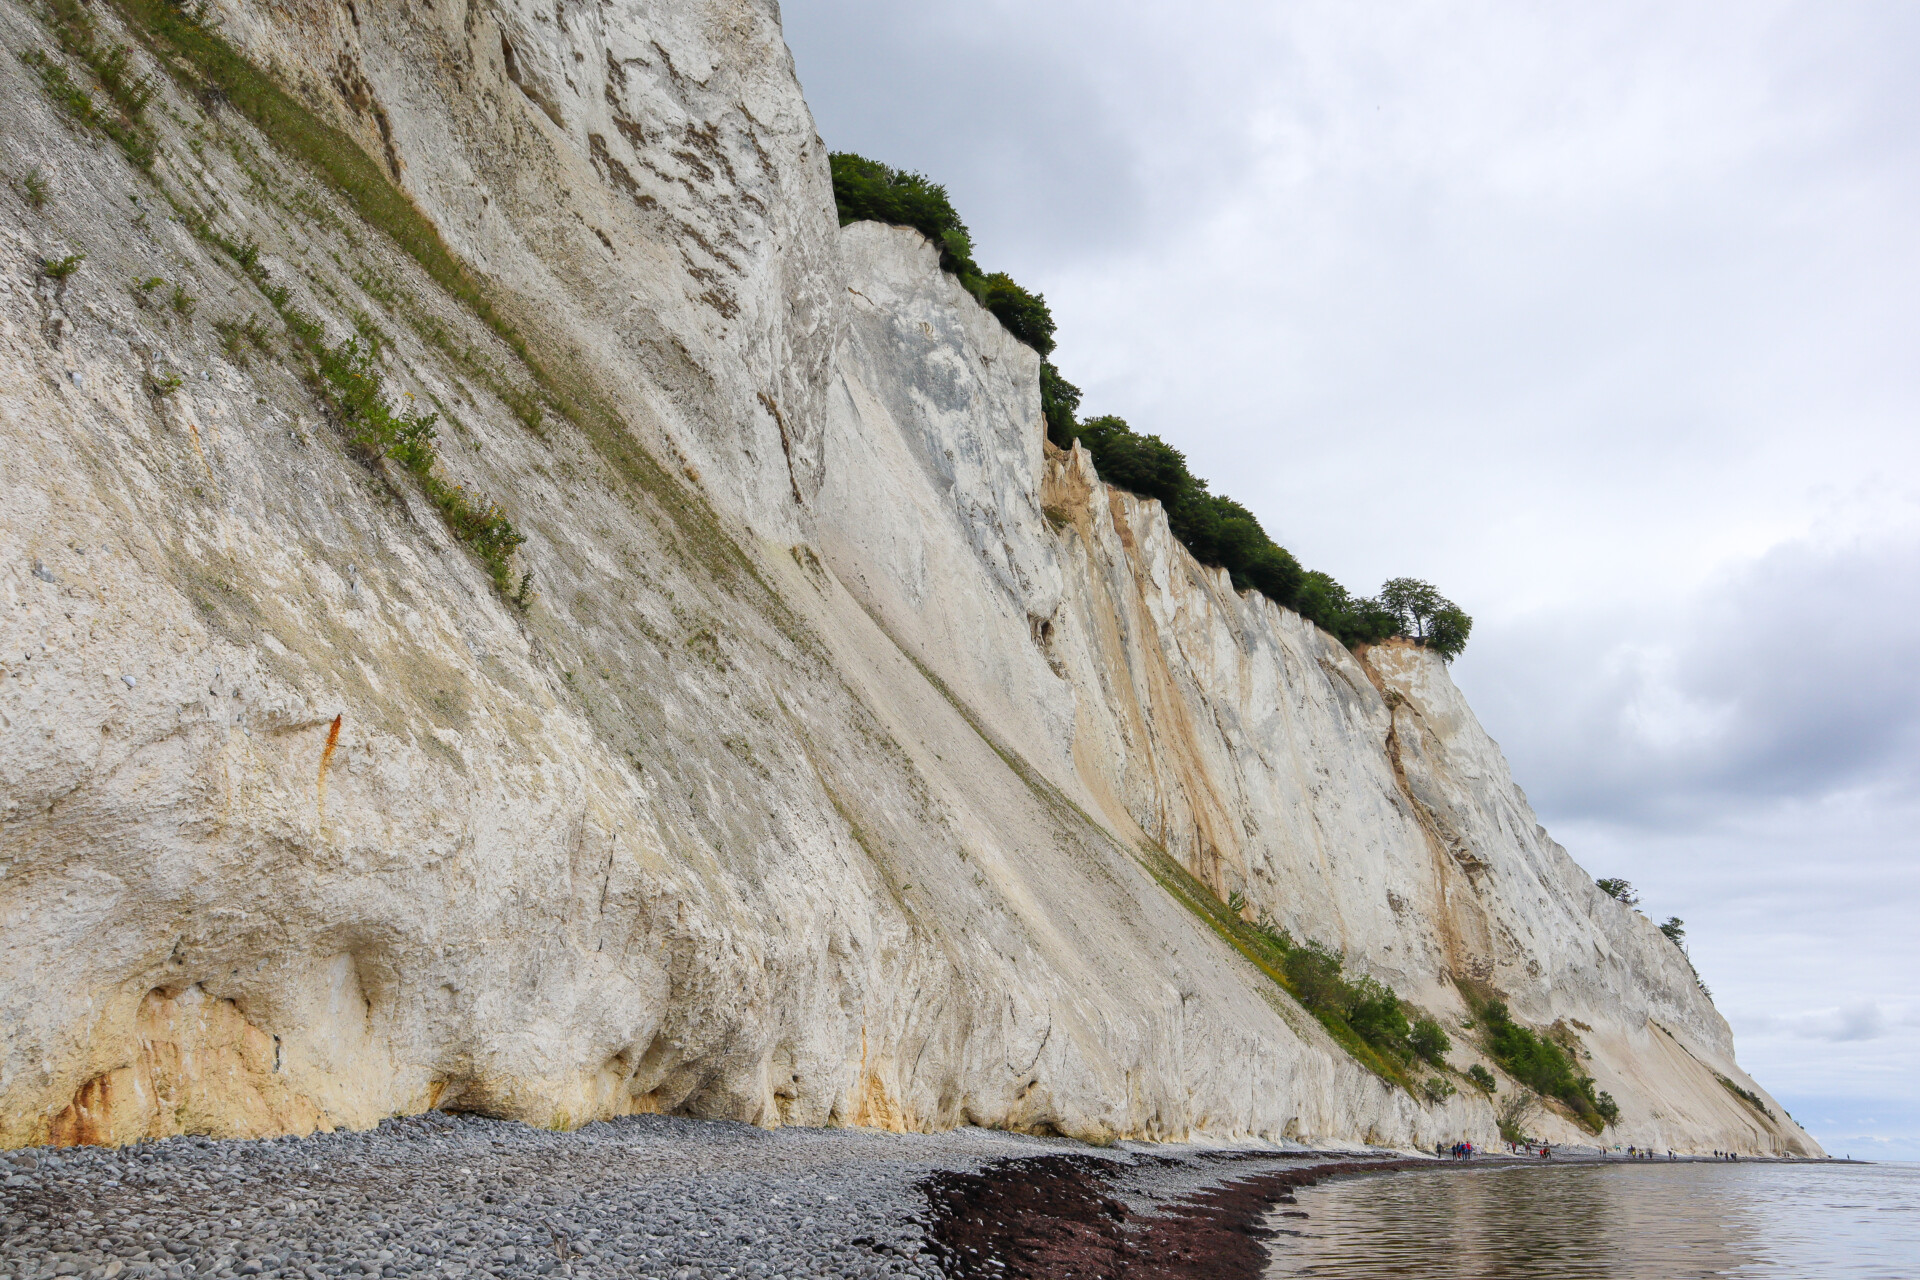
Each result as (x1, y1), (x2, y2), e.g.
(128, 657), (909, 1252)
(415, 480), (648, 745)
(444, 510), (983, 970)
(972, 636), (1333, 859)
(1459, 530), (1920, 824)
(782, 1), (1152, 265)
(1736, 1002), (1909, 1043)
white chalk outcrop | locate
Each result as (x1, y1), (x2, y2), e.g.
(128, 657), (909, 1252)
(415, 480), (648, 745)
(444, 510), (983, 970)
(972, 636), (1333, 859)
(0, 0), (1814, 1156)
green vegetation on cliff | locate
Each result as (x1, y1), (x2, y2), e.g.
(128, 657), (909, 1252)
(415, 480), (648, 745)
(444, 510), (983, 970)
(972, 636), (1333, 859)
(1144, 867), (1470, 1098)
(830, 152), (1471, 658)
(23, 0), (537, 604)
(1473, 997), (1619, 1132)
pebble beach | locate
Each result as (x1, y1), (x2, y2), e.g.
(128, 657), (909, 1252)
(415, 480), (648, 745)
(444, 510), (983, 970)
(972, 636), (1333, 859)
(1, 1114), (1396, 1280)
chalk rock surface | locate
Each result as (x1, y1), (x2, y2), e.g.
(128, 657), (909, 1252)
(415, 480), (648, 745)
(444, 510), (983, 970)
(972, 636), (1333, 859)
(0, 0), (1815, 1156)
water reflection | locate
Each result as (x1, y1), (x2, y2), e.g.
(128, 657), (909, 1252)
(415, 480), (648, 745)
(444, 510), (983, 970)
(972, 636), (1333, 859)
(1263, 1161), (1919, 1279)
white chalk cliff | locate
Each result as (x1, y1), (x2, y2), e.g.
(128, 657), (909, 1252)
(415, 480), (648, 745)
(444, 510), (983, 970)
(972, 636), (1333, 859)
(0, 0), (1816, 1156)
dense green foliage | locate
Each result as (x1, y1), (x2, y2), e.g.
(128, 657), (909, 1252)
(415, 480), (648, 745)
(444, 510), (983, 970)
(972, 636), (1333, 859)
(1038, 360), (1082, 444)
(1477, 999), (1614, 1131)
(1410, 1016), (1452, 1065)
(1467, 1064), (1497, 1093)
(828, 153), (974, 270)
(973, 272), (1055, 355)
(829, 151), (1475, 656)
(1280, 939), (1434, 1071)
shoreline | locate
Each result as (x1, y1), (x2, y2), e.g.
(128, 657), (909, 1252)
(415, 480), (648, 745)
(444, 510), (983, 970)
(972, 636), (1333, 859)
(0, 1117), (1862, 1280)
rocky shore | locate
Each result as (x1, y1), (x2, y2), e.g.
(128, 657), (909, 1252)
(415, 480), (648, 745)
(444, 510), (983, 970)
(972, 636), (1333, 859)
(0, 1115), (1419, 1280)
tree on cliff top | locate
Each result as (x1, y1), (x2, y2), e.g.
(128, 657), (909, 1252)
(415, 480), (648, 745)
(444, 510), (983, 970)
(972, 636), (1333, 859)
(1380, 577), (1474, 662)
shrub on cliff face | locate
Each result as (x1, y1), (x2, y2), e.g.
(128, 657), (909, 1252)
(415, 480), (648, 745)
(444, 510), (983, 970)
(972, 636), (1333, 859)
(1281, 941), (1342, 1013)
(1280, 941), (1421, 1064)
(1345, 976), (1413, 1055)
(1496, 1089), (1542, 1142)
(1410, 1016), (1452, 1064)
(1039, 360), (1081, 444)
(1596, 878), (1640, 906)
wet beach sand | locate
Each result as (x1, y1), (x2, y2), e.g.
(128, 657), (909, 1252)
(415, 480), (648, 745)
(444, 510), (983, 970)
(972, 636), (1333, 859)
(0, 1115), (1846, 1280)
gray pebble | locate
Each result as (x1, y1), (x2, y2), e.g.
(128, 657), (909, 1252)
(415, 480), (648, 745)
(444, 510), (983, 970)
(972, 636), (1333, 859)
(2, 1118), (1324, 1280)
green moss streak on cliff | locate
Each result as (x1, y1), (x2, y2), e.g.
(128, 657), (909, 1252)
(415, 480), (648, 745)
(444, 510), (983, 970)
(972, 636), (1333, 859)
(104, 0), (781, 604)
(109, 0), (525, 371)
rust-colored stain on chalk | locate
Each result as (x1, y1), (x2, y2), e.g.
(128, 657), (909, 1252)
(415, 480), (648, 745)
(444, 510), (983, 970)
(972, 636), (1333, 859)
(317, 713), (343, 821)
(187, 421), (217, 486)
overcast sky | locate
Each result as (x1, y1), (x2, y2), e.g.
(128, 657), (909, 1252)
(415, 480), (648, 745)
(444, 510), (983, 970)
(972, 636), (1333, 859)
(781, 0), (1920, 1159)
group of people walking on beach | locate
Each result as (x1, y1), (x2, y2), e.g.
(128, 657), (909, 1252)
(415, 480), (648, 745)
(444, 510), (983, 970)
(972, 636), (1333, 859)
(1432, 1140), (1746, 1162)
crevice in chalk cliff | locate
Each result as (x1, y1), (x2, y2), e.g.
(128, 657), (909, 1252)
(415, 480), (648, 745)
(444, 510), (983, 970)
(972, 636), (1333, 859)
(1355, 643), (1496, 995)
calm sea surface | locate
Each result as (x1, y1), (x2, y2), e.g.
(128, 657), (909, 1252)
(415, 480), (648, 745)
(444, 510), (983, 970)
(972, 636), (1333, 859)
(1262, 1160), (1919, 1279)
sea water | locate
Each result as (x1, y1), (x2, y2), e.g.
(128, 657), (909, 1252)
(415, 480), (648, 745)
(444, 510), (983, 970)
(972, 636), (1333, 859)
(1262, 1160), (1919, 1278)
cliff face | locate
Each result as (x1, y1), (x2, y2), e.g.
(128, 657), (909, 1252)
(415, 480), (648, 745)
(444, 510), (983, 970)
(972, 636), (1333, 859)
(0, 0), (1815, 1155)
